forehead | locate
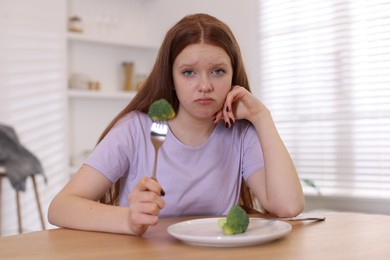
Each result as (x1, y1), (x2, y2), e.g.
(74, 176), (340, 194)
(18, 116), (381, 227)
(174, 43), (231, 65)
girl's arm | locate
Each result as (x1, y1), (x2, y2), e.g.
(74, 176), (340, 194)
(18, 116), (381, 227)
(216, 86), (305, 217)
(245, 109), (305, 217)
(48, 164), (165, 236)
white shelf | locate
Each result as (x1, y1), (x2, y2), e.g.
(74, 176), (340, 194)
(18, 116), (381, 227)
(67, 32), (159, 50)
(68, 89), (137, 100)
(66, 0), (155, 177)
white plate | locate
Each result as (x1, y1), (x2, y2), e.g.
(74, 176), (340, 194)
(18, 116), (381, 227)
(167, 218), (292, 247)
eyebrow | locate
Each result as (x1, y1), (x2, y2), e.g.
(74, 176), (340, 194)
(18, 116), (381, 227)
(177, 61), (229, 69)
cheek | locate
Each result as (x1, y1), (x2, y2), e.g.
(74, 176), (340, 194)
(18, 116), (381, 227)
(173, 82), (190, 103)
(174, 77), (197, 95)
(212, 75), (232, 89)
(215, 80), (232, 96)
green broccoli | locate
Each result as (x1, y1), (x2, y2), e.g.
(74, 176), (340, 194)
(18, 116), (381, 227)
(148, 99), (176, 121)
(219, 205), (249, 235)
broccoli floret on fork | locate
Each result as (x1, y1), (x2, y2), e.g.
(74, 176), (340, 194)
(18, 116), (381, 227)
(148, 99), (176, 121)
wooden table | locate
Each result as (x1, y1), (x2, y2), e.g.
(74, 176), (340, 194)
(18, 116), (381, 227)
(0, 212), (389, 260)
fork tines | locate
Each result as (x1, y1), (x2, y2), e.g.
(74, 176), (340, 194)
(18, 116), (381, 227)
(151, 121), (168, 136)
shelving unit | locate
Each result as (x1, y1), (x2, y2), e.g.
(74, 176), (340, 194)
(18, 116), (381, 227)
(68, 89), (137, 100)
(67, 0), (158, 173)
(67, 32), (158, 50)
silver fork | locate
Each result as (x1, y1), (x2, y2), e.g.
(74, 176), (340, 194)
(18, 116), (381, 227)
(150, 121), (168, 196)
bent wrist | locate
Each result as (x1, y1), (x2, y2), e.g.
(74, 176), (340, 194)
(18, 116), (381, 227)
(248, 107), (271, 125)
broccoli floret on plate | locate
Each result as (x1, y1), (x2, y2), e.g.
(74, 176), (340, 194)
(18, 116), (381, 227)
(148, 99), (176, 121)
(219, 205), (249, 235)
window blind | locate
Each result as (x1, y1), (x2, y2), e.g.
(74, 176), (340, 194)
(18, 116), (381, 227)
(0, 0), (68, 235)
(258, 0), (390, 199)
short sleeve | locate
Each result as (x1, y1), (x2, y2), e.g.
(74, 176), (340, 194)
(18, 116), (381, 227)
(241, 124), (264, 181)
(84, 116), (134, 183)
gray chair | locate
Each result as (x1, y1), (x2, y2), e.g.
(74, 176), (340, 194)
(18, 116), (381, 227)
(0, 124), (46, 235)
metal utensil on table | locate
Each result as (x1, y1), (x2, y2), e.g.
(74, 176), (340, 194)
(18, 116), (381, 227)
(257, 213), (325, 222)
(279, 216), (325, 222)
(150, 121), (168, 196)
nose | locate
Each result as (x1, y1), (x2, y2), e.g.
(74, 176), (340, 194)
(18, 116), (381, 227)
(198, 74), (214, 92)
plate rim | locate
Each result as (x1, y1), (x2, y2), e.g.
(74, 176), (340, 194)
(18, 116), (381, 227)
(167, 217), (292, 247)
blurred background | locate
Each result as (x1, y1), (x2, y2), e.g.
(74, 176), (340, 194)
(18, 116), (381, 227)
(0, 0), (389, 236)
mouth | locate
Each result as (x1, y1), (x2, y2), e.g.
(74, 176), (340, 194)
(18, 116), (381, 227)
(195, 97), (214, 105)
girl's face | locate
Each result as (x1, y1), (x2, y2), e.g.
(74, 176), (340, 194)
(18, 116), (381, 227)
(172, 43), (233, 121)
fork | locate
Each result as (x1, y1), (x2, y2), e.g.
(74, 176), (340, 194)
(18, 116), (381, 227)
(278, 216), (325, 222)
(150, 121), (168, 196)
(257, 213), (325, 222)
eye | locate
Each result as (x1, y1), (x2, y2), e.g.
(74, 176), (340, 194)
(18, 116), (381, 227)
(182, 69), (195, 76)
(212, 68), (226, 75)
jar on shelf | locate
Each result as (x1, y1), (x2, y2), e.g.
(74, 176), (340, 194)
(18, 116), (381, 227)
(68, 16), (83, 33)
(123, 62), (134, 91)
(88, 81), (100, 91)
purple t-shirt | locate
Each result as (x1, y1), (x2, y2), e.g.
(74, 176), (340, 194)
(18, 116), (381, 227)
(85, 111), (264, 217)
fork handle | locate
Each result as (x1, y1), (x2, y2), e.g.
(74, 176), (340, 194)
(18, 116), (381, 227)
(152, 146), (158, 179)
(151, 147), (165, 196)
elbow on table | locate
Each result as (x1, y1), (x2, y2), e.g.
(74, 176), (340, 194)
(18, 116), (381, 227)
(47, 196), (62, 226)
(47, 202), (56, 226)
(266, 197), (305, 218)
(276, 199), (305, 218)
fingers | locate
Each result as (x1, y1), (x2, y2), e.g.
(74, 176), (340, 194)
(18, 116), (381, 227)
(223, 86), (244, 128)
(213, 109), (223, 124)
(127, 177), (166, 233)
(214, 106), (234, 128)
(130, 177), (165, 209)
(213, 86), (241, 127)
(151, 177), (165, 196)
(221, 86), (264, 127)
(223, 85), (240, 114)
(137, 176), (165, 198)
